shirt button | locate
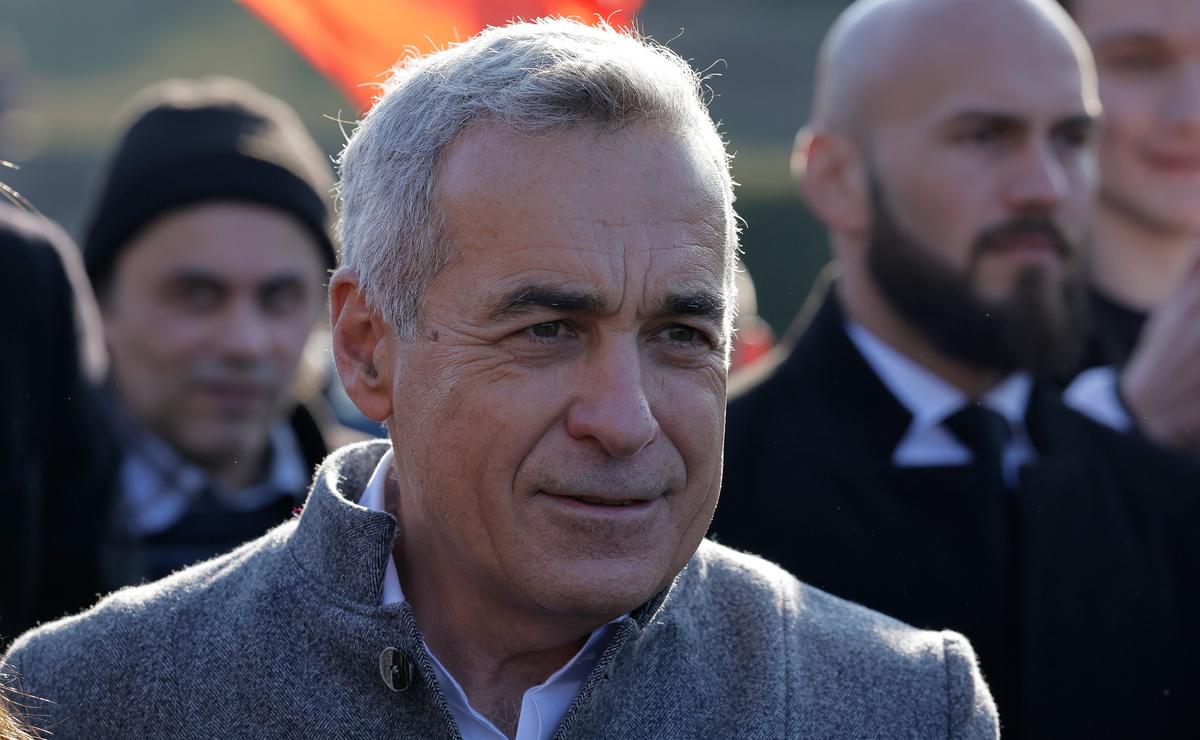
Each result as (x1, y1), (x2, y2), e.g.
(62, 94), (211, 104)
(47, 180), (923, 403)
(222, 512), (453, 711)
(379, 647), (416, 692)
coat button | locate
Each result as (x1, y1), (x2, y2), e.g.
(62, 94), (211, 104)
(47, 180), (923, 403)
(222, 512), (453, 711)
(379, 647), (416, 692)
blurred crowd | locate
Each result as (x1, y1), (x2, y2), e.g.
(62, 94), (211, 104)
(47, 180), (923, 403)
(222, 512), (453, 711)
(1, 0), (1199, 738)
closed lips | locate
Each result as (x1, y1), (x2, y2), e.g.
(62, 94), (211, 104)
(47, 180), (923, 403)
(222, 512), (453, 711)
(539, 490), (656, 506)
(571, 495), (640, 506)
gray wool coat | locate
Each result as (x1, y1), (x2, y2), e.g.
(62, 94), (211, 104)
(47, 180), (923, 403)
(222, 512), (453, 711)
(3, 442), (998, 739)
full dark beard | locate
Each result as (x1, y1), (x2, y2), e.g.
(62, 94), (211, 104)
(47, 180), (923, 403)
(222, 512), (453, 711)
(865, 181), (1089, 377)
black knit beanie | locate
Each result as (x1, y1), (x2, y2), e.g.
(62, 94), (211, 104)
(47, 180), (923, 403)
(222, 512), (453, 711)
(83, 76), (336, 293)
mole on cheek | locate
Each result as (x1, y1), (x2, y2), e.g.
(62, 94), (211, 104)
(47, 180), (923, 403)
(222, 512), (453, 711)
(427, 329), (440, 342)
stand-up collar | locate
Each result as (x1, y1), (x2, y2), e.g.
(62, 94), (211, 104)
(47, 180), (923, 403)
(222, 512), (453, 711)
(288, 440), (397, 605)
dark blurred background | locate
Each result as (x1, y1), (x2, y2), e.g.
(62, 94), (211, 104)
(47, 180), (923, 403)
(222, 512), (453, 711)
(0, 0), (847, 333)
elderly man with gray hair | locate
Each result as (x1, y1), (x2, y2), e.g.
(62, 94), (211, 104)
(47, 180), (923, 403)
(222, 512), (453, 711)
(3, 19), (997, 738)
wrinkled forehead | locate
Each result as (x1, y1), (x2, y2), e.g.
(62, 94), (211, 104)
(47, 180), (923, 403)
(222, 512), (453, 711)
(437, 121), (737, 262)
(867, 5), (1094, 132)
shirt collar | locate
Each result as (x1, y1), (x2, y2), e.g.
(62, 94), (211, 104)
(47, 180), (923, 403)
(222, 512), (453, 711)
(845, 319), (1032, 430)
(357, 447), (405, 606)
(121, 420), (310, 535)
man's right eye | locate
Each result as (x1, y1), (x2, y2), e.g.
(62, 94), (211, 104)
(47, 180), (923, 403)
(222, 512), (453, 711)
(175, 282), (222, 311)
(963, 125), (1006, 148)
(527, 321), (567, 341)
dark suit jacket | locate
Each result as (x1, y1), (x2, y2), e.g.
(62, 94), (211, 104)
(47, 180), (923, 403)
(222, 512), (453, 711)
(713, 289), (1200, 739)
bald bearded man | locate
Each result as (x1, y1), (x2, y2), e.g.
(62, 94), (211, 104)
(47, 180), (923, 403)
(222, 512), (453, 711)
(714, 0), (1200, 737)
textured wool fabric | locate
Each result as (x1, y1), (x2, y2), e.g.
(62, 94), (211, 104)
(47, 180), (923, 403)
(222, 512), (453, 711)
(4, 442), (998, 739)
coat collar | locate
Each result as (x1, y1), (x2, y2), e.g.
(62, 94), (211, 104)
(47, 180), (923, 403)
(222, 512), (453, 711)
(290, 441), (398, 605)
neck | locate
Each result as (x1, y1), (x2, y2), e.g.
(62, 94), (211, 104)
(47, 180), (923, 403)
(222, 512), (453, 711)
(837, 269), (1001, 400)
(392, 483), (596, 737)
(1089, 201), (1199, 312)
(206, 437), (271, 490)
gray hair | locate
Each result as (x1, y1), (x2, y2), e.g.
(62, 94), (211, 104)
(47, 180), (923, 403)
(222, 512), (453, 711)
(336, 17), (738, 339)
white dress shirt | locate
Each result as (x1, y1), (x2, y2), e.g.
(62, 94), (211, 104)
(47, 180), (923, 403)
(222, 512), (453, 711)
(358, 449), (628, 740)
(1063, 365), (1134, 432)
(845, 321), (1037, 487)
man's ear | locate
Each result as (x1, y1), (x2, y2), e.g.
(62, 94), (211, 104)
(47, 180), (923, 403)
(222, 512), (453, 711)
(330, 269), (394, 422)
(797, 129), (871, 239)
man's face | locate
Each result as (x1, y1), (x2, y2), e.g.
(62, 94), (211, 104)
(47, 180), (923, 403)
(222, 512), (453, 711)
(385, 124), (730, 621)
(1074, 0), (1200, 236)
(861, 10), (1098, 371)
(103, 201), (327, 466)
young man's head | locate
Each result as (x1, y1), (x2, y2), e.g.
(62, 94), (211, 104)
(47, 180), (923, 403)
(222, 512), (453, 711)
(1057, 0), (1200, 314)
(84, 77), (335, 472)
(1064, 0), (1200, 242)
(799, 0), (1100, 380)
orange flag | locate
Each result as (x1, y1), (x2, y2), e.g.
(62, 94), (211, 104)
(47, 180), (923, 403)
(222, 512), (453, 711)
(239, 0), (644, 110)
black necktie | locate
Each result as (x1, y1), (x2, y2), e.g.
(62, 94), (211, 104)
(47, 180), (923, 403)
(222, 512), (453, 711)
(943, 403), (1012, 490)
(944, 404), (1022, 731)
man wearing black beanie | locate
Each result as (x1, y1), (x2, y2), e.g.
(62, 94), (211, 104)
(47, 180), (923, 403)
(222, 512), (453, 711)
(83, 76), (355, 585)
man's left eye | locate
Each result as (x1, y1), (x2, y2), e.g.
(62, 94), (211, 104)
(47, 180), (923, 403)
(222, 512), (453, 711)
(526, 321), (569, 341)
(659, 325), (711, 347)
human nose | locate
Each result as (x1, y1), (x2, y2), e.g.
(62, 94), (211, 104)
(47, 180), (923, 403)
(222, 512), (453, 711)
(1005, 140), (1071, 212)
(218, 299), (273, 360)
(565, 338), (660, 459)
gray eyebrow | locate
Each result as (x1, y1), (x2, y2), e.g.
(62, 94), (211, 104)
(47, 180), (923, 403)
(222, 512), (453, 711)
(662, 291), (726, 322)
(485, 283), (727, 324)
(486, 286), (605, 322)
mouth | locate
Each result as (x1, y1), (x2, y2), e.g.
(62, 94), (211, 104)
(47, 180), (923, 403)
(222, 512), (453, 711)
(990, 234), (1060, 260)
(193, 382), (274, 413)
(537, 489), (660, 514)
(1144, 151), (1200, 174)
(203, 382), (269, 395)
(976, 220), (1070, 266)
(564, 495), (643, 506)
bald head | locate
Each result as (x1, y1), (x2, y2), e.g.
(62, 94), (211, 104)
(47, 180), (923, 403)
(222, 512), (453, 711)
(810, 0), (1098, 137)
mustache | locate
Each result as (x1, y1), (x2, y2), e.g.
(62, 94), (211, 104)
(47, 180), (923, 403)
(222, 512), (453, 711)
(972, 217), (1074, 260)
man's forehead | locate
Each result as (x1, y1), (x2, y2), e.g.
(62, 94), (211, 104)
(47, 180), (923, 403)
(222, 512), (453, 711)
(477, 249), (727, 304)
(434, 123), (732, 278)
(437, 122), (726, 212)
(837, 1), (1094, 129)
(1076, 0), (1200, 44)
(877, 34), (1093, 130)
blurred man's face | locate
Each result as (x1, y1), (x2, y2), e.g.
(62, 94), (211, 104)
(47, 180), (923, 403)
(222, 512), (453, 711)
(104, 201), (326, 467)
(862, 9), (1099, 372)
(1074, 0), (1200, 236)
(385, 124), (730, 622)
